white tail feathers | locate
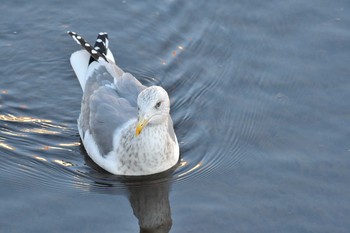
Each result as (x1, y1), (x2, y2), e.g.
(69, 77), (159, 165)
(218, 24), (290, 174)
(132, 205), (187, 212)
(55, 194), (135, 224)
(70, 50), (90, 90)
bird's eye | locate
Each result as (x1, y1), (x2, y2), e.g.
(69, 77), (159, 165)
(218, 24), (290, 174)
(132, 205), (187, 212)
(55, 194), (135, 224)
(155, 101), (162, 108)
(137, 106), (140, 111)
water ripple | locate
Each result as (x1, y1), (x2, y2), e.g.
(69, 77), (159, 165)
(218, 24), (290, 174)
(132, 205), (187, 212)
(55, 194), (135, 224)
(0, 2), (267, 192)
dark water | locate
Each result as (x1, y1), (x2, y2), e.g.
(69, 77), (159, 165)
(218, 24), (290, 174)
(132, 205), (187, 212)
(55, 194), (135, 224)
(1, 0), (350, 232)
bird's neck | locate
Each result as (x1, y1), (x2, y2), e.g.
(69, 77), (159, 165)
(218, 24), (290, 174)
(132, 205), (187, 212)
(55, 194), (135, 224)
(133, 120), (172, 173)
(139, 121), (169, 147)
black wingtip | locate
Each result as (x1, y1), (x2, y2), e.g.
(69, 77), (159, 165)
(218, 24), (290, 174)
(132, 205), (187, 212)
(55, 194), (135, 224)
(88, 32), (109, 64)
(67, 31), (108, 63)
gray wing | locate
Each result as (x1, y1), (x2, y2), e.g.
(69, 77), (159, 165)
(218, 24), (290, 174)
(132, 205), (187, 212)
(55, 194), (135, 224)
(79, 64), (145, 155)
(114, 72), (145, 106)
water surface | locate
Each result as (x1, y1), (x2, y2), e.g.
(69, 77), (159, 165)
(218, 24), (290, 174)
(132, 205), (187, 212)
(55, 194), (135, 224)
(1, 1), (350, 232)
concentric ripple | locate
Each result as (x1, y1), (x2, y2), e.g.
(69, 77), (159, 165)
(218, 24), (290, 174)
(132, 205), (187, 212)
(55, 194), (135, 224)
(0, 47), (266, 195)
(0, 0), (268, 192)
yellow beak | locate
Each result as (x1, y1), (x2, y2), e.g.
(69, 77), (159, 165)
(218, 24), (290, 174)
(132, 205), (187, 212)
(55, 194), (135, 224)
(135, 118), (149, 136)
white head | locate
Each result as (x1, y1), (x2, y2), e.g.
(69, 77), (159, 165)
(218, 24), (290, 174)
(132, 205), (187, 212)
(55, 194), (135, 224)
(135, 86), (170, 136)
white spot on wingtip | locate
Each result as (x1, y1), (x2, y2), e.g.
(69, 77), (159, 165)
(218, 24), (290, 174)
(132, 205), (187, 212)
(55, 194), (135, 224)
(96, 39), (102, 43)
(72, 37), (80, 44)
(91, 50), (98, 54)
(94, 46), (100, 50)
(85, 43), (90, 47)
(76, 36), (81, 39)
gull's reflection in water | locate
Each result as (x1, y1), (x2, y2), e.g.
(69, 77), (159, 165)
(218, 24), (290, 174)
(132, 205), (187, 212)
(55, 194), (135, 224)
(127, 176), (172, 233)
(83, 153), (175, 233)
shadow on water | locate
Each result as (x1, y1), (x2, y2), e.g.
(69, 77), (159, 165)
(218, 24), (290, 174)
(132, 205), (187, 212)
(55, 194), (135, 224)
(128, 180), (172, 233)
(83, 153), (175, 233)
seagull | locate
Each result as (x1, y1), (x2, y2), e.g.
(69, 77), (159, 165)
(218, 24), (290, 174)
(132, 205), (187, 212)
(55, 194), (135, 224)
(67, 31), (179, 176)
